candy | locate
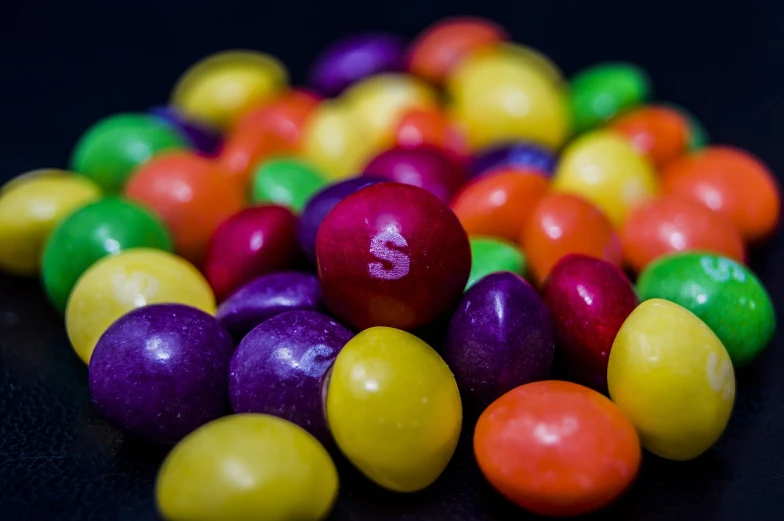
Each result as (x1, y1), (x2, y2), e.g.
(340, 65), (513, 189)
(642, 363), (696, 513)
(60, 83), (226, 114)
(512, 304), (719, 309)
(637, 252), (775, 366)
(621, 194), (745, 272)
(308, 33), (405, 96)
(251, 158), (326, 213)
(216, 125), (289, 187)
(89, 304), (233, 444)
(444, 272), (554, 407)
(326, 327), (461, 492)
(156, 414), (338, 521)
(203, 205), (300, 301)
(42, 198), (173, 313)
(171, 51), (288, 130)
(608, 299), (735, 461)
(608, 105), (690, 167)
(474, 381), (641, 517)
(469, 141), (556, 178)
(466, 236), (526, 290)
(232, 88), (321, 146)
(661, 146), (780, 243)
(668, 103), (709, 150)
(65, 248), (215, 363)
(541, 254), (638, 392)
(70, 113), (188, 192)
(149, 105), (222, 156)
(316, 183), (470, 330)
(552, 130), (659, 227)
(393, 107), (469, 164)
(0, 171), (100, 276)
(521, 193), (622, 284)
(230, 310), (352, 443)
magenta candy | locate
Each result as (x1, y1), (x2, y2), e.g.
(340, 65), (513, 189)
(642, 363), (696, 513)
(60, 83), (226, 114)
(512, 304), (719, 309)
(470, 141), (556, 178)
(541, 254), (639, 392)
(149, 105), (222, 156)
(316, 182), (471, 330)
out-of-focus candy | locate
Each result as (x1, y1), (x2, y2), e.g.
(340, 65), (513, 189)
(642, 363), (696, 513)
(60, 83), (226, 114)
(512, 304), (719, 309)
(470, 141), (556, 178)
(665, 103), (709, 150)
(326, 327), (461, 492)
(316, 183), (470, 330)
(444, 272), (554, 407)
(156, 414), (338, 521)
(608, 299), (735, 461)
(661, 146), (780, 243)
(216, 125), (289, 188)
(541, 254), (639, 392)
(149, 105), (222, 156)
(608, 105), (690, 167)
(65, 248), (215, 364)
(251, 158), (326, 213)
(232, 88), (321, 145)
(393, 107), (470, 165)
(621, 195), (745, 273)
(467, 236), (526, 290)
(552, 130), (659, 227)
(0, 171), (100, 276)
(637, 252), (775, 366)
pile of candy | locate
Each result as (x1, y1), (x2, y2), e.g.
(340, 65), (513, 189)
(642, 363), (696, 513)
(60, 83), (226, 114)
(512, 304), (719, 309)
(0, 16), (779, 521)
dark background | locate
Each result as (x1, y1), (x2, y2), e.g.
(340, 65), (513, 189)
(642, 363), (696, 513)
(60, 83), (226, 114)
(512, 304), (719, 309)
(2, 0), (784, 519)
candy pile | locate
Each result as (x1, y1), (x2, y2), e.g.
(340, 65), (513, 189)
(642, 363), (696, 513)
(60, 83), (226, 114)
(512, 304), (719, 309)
(0, 16), (779, 521)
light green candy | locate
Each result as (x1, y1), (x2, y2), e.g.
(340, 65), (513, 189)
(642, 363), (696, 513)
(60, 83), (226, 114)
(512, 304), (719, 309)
(466, 237), (526, 290)
(251, 158), (327, 213)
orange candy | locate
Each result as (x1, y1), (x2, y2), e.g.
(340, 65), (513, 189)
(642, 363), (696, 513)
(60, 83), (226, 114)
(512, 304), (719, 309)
(609, 105), (689, 167)
(621, 194), (746, 272)
(125, 151), (246, 264)
(394, 108), (470, 165)
(521, 193), (622, 284)
(474, 381), (641, 517)
(661, 146), (780, 243)
(451, 169), (548, 243)
(217, 130), (288, 188)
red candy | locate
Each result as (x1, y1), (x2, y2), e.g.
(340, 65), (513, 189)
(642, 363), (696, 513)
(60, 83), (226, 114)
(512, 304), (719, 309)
(393, 108), (469, 165)
(316, 182), (470, 330)
(609, 105), (689, 168)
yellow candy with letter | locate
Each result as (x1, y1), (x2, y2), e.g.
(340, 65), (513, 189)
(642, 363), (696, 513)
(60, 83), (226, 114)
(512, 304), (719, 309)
(0, 170), (101, 276)
(65, 248), (215, 364)
(608, 299), (735, 461)
(156, 414), (338, 521)
(552, 130), (659, 227)
(326, 326), (462, 492)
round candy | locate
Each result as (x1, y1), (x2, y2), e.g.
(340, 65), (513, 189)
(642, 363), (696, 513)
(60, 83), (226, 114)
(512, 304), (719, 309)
(326, 326), (461, 492)
(216, 271), (323, 341)
(637, 252), (775, 366)
(308, 33), (405, 96)
(552, 130), (659, 227)
(444, 272), (554, 407)
(474, 381), (641, 517)
(521, 193), (622, 285)
(621, 194), (745, 272)
(541, 254), (639, 392)
(203, 205), (300, 301)
(251, 158), (327, 213)
(156, 414), (338, 521)
(362, 146), (466, 203)
(230, 310), (352, 443)
(393, 107), (469, 165)
(467, 236), (526, 290)
(65, 248), (215, 364)
(661, 146), (780, 243)
(149, 105), (222, 155)
(608, 105), (690, 168)
(470, 141), (556, 178)
(608, 299), (735, 461)
(316, 183), (471, 330)
(42, 198), (173, 313)
(125, 151), (246, 264)
(70, 113), (188, 192)
(670, 104), (709, 150)
(232, 88), (321, 147)
(0, 171), (100, 276)
(89, 304), (233, 444)
(172, 51), (288, 130)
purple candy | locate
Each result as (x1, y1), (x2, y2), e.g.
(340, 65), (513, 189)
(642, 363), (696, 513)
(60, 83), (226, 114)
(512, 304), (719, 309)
(216, 271), (324, 341)
(88, 304), (234, 445)
(149, 105), (222, 155)
(443, 272), (555, 408)
(229, 310), (353, 443)
(470, 142), (556, 178)
(308, 33), (406, 97)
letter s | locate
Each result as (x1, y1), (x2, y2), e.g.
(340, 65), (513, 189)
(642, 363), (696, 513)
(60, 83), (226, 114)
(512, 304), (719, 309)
(368, 225), (410, 280)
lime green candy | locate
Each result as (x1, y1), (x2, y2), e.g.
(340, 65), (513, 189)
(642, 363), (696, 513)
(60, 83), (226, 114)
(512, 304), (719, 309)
(466, 237), (526, 290)
(42, 197), (173, 313)
(569, 62), (651, 133)
(70, 113), (188, 192)
(251, 158), (327, 213)
(637, 252), (775, 366)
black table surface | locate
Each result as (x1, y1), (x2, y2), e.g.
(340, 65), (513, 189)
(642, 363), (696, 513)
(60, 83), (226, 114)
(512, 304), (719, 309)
(2, 0), (784, 519)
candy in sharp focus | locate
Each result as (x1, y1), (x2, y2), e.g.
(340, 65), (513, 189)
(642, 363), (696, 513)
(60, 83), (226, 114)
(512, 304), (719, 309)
(469, 141), (556, 178)
(393, 107), (470, 165)
(608, 104), (690, 168)
(149, 105), (222, 156)
(251, 158), (327, 213)
(466, 236), (526, 290)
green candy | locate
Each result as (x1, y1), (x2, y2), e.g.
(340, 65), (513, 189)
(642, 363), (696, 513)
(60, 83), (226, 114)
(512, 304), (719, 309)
(251, 158), (327, 213)
(637, 252), (775, 367)
(42, 197), (173, 313)
(466, 237), (526, 290)
(70, 113), (188, 192)
(569, 62), (651, 133)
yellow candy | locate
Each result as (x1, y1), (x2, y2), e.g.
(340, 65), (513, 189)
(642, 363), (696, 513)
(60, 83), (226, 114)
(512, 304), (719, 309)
(0, 171), (101, 276)
(156, 414), (338, 521)
(172, 51), (288, 131)
(65, 248), (215, 363)
(608, 299), (735, 461)
(497, 43), (565, 86)
(326, 327), (462, 492)
(552, 130), (659, 227)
